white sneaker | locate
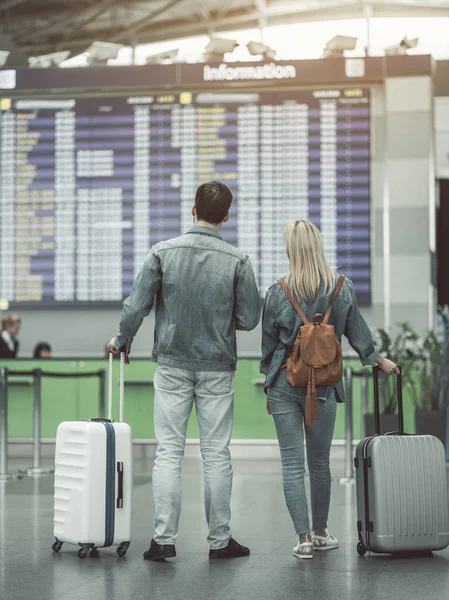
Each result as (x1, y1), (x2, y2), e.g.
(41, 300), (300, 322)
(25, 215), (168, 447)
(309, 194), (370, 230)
(312, 532), (339, 551)
(293, 537), (314, 560)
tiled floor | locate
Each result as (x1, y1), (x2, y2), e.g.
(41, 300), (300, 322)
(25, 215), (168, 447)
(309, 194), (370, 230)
(1, 454), (449, 600)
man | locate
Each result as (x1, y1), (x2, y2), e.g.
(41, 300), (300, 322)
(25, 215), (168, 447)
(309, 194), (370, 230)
(107, 181), (260, 561)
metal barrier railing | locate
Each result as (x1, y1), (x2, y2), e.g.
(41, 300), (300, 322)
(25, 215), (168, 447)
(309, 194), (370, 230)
(26, 369), (52, 476)
(41, 370), (106, 419)
(357, 369), (371, 439)
(339, 366), (355, 484)
(0, 368), (24, 480)
(0, 368), (106, 479)
(339, 367), (371, 485)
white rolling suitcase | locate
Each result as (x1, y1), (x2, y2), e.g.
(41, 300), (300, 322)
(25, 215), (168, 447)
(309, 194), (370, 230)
(52, 353), (133, 558)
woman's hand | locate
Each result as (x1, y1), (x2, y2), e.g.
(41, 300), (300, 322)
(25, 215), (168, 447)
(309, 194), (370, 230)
(376, 354), (400, 375)
(266, 401), (271, 415)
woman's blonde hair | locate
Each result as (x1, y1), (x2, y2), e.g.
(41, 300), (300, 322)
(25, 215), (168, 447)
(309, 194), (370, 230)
(283, 220), (335, 303)
(1, 314), (21, 332)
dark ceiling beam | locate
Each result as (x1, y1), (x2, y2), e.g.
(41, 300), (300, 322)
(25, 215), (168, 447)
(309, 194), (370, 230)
(0, 0), (30, 9)
(111, 1), (449, 39)
(20, 3), (253, 52)
(19, 1), (449, 55)
(111, 0), (187, 42)
(63, 0), (118, 43)
(191, 0), (214, 33)
(15, 0), (117, 41)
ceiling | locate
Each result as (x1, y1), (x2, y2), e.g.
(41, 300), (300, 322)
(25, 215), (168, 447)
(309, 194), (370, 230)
(1, 0), (449, 58)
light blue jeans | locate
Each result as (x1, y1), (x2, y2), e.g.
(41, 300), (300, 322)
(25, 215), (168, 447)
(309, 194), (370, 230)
(268, 385), (337, 535)
(152, 365), (235, 549)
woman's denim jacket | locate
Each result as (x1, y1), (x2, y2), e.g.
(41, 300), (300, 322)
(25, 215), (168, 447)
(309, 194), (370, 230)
(260, 276), (379, 402)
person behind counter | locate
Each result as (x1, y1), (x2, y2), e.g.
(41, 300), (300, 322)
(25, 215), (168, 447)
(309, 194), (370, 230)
(0, 315), (21, 359)
(33, 342), (52, 359)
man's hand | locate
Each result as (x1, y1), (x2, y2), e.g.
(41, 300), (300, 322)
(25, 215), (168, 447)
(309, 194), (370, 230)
(376, 354), (399, 375)
(107, 338), (130, 364)
(266, 400), (271, 415)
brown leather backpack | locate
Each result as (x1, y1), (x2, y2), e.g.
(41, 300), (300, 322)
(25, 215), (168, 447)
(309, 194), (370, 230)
(278, 275), (345, 427)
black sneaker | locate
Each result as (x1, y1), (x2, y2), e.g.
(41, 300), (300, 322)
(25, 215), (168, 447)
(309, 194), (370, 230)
(209, 538), (250, 560)
(143, 539), (176, 561)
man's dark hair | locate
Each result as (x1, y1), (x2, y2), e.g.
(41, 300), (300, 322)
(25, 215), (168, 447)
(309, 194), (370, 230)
(195, 181), (233, 225)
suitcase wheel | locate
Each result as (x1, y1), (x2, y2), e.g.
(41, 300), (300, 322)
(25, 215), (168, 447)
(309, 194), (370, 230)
(52, 539), (63, 553)
(78, 546), (91, 559)
(357, 542), (367, 557)
(90, 548), (100, 559)
(116, 542), (130, 557)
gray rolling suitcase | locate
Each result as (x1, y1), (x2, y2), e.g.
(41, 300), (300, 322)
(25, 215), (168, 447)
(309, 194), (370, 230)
(355, 366), (449, 556)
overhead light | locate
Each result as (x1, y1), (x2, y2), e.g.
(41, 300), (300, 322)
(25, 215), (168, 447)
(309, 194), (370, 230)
(28, 51), (71, 68)
(0, 51), (10, 68)
(247, 41), (277, 60)
(322, 35), (358, 58)
(85, 41), (124, 65)
(146, 48), (179, 64)
(385, 36), (419, 56)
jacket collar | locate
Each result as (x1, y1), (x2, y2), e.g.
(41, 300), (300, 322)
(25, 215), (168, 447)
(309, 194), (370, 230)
(187, 226), (223, 240)
(1, 330), (14, 352)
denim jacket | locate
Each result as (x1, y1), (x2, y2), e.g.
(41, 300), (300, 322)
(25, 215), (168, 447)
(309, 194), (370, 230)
(260, 276), (379, 402)
(115, 226), (260, 371)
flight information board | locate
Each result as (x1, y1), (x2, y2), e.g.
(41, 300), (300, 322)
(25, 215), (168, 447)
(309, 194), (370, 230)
(0, 88), (371, 306)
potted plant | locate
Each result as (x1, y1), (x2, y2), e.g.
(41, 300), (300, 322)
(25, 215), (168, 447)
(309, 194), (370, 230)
(414, 330), (449, 448)
(364, 323), (422, 436)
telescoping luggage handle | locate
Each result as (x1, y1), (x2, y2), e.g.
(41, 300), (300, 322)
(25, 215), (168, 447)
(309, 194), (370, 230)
(372, 365), (404, 435)
(109, 352), (125, 510)
(108, 352), (125, 423)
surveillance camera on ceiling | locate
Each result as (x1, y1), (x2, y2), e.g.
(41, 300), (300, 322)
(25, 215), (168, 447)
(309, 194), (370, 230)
(385, 36), (419, 56)
(400, 36), (419, 50)
(85, 41), (124, 62)
(146, 48), (179, 64)
(325, 35), (358, 52)
(28, 51), (71, 68)
(204, 37), (238, 55)
(246, 41), (277, 59)
(0, 50), (10, 68)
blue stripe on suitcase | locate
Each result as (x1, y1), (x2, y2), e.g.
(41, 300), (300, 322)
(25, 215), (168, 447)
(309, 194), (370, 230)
(103, 423), (116, 547)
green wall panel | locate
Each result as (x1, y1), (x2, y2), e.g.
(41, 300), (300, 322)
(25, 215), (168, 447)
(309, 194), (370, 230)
(0, 358), (416, 440)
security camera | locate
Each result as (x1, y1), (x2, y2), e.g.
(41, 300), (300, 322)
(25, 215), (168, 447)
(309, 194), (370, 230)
(247, 41), (277, 59)
(28, 51), (71, 68)
(85, 41), (123, 63)
(385, 36), (419, 56)
(204, 37), (238, 55)
(146, 49), (179, 64)
(0, 51), (9, 67)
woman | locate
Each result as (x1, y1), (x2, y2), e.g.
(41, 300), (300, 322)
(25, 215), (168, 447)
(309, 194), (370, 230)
(0, 314), (21, 359)
(33, 342), (52, 359)
(261, 220), (398, 560)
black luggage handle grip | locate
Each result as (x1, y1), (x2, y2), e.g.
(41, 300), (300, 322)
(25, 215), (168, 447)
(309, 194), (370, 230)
(117, 462), (124, 509)
(372, 366), (404, 435)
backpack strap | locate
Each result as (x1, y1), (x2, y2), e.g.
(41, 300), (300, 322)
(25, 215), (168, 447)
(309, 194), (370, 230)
(323, 275), (345, 324)
(278, 279), (310, 324)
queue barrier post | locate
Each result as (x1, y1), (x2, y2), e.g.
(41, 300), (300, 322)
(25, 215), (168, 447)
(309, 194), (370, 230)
(26, 368), (54, 476)
(0, 368), (23, 481)
(339, 366), (355, 485)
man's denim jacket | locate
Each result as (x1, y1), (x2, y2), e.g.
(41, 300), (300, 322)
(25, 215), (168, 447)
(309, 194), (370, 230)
(260, 277), (379, 402)
(115, 226), (260, 371)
